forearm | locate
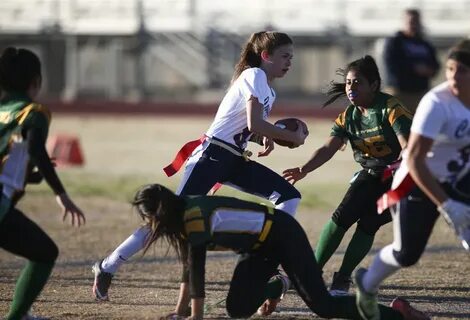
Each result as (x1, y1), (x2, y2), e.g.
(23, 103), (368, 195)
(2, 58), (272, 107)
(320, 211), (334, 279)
(190, 297), (205, 320)
(301, 146), (336, 174)
(27, 129), (65, 195)
(408, 158), (448, 206)
(249, 118), (298, 143)
(175, 282), (191, 315)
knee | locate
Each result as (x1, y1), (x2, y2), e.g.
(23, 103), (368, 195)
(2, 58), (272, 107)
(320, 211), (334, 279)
(311, 303), (336, 319)
(277, 185), (301, 203)
(331, 212), (353, 231)
(39, 241), (59, 263)
(226, 294), (256, 318)
(226, 304), (253, 318)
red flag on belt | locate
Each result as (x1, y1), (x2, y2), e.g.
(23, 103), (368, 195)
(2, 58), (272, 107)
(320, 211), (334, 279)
(377, 173), (415, 213)
(163, 136), (206, 177)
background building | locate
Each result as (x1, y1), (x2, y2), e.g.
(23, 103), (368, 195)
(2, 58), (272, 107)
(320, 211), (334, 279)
(1, 0), (469, 104)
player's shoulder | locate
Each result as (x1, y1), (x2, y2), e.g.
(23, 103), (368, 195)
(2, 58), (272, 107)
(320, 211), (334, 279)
(421, 82), (452, 108)
(239, 67), (267, 82)
(25, 102), (51, 120)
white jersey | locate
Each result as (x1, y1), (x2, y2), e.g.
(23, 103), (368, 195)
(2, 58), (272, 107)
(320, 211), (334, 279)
(393, 82), (470, 187)
(205, 68), (276, 149)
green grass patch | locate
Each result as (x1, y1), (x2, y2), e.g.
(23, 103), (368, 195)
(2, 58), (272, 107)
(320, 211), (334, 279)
(26, 171), (347, 210)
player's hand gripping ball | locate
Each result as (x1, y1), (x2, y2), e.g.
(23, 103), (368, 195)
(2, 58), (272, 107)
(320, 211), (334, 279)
(273, 118), (309, 148)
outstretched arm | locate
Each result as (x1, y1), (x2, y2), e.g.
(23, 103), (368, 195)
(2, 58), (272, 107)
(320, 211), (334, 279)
(283, 136), (344, 184)
(27, 128), (86, 226)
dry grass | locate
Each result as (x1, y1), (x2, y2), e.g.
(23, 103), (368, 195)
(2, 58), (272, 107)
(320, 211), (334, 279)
(0, 115), (469, 319)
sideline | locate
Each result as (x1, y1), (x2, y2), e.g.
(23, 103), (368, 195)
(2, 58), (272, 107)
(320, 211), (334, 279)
(43, 100), (341, 119)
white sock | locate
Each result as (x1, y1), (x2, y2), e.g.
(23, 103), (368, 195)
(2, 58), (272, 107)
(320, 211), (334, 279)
(101, 225), (151, 274)
(362, 244), (401, 294)
(275, 198), (300, 216)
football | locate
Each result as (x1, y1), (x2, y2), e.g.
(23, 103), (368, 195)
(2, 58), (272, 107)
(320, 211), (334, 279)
(273, 118), (309, 148)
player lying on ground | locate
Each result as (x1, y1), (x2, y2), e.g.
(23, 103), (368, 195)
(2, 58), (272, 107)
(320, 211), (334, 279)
(130, 183), (427, 320)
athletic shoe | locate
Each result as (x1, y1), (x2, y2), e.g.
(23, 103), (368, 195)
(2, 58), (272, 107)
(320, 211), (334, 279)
(92, 260), (113, 301)
(354, 268), (380, 320)
(390, 297), (430, 320)
(329, 271), (352, 296)
(257, 271), (291, 316)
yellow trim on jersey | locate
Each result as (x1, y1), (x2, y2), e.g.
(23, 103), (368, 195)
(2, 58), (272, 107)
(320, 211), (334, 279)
(258, 220), (272, 243)
(334, 111), (347, 128)
(184, 208), (203, 221)
(185, 219), (205, 233)
(386, 98), (412, 126)
(16, 103), (51, 125)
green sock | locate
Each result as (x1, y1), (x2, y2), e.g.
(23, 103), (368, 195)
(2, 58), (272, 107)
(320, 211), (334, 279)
(264, 277), (283, 299)
(7, 261), (54, 320)
(338, 227), (374, 277)
(315, 219), (346, 269)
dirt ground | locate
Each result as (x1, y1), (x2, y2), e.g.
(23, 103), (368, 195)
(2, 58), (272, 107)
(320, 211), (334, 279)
(0, 116), (469, 319)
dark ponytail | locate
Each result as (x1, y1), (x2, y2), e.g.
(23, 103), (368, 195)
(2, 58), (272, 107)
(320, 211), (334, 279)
(323, 55), (381, 107)
(132, 184), (187, 260)
(0, 47), (41, 93)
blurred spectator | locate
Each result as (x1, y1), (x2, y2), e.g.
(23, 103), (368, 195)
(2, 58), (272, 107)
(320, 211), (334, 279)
(383, 8), (440, 113)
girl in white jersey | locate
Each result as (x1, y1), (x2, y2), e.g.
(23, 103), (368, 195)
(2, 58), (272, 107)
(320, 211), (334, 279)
(92, 31), (308, 303)
(355, 39), (470, 320)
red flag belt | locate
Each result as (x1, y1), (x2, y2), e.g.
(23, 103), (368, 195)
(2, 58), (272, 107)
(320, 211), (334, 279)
(377, 173), (415, 213)
(163, 136), (206, 177)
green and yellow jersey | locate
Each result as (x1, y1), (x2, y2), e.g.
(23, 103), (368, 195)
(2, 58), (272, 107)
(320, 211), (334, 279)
(0, 93), (51, 162)
(331, 92), (412, 170)
(183, 195), (273, 252)
(0, 93), (51, 201)
(181, 195), (276, 298)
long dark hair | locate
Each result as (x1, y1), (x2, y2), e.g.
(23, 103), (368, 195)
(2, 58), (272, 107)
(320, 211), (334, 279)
(231, 31), (292, 84)
(132, 184), (187, 260)
(0, 47), (41, 93)
(323, 55), (381, 107)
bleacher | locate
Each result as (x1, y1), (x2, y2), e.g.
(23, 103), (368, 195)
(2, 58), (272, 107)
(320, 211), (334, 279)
(1, 0), (469, 100)
(1, 0), (469, 36)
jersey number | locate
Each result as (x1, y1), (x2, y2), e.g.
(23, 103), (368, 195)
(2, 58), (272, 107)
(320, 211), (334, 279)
(353, 135), (392, 157)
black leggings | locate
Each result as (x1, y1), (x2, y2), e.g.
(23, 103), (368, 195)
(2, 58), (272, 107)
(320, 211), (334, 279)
(226, 212), (401, 319)
(0, 207), (58, 263)
(391, 185), (469, 267)
(332, 170), (392, 235)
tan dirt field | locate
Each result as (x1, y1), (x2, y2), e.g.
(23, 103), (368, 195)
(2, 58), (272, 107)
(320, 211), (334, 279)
(0, 116), (469, 319)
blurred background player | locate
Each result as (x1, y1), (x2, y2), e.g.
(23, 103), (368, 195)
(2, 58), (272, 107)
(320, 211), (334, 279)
(383, 8), (440, 113)
(0, 47), (85, 320)
(355, 39), (470, 320)
(132, 183), (425, 320)
(92, 31), (308, 302)
(283, 55), (411, 296)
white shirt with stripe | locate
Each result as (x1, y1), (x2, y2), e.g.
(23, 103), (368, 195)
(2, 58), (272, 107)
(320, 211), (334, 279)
(205, 68), (276, 149)
(393, 82), (470, 187)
